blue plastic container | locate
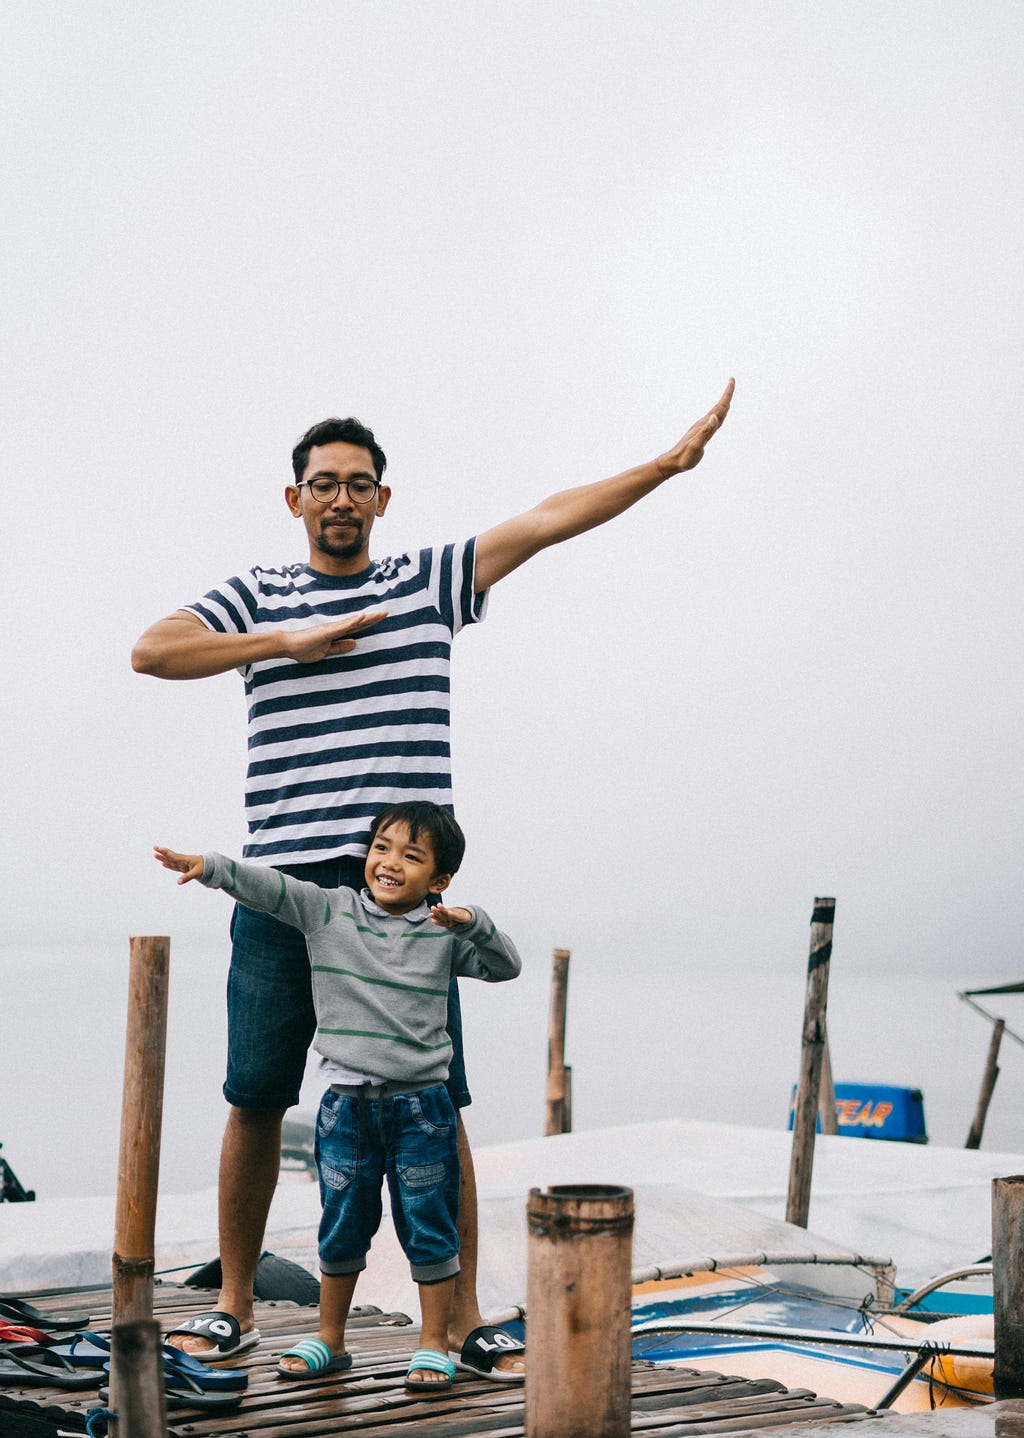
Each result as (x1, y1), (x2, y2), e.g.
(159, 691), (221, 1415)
(788, 1082), (927, 1143)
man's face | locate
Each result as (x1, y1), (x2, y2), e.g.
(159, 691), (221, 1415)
(286, 441), (391, 569)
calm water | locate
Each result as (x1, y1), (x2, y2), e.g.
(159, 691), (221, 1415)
(4, 943), (1024, 1200)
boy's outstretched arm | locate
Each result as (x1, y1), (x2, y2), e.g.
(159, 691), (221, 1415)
(473, 378), (734, 592)
(438, 904), (523, 982)
(155, 845), (205, 884)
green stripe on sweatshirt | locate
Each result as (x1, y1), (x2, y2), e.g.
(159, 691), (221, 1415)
(316, 1027), (452, 1051)
(311, 965), (449, 997)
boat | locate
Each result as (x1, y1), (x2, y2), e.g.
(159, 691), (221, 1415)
(630, 1260), (994, 1412)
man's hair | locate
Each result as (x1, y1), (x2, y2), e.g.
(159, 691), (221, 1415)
(291, 417), (388, 485)
(368, 801), (466, 877)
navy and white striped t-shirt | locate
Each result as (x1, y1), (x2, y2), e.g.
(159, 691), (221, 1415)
(185, 541), (487, 865)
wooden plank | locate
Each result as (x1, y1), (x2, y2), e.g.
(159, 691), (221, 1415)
(0, 1284), (886, 1438)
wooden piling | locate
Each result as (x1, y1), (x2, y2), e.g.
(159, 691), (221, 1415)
(545, 947), (572, 1136)
(109, 1320), (168, 1437)
(993, 1175), (1024, 1398)
(526, 1184), (634, 1438)
(786, 898), (835, 1228)
(110, 936), (170, 1425)
(966, 1018), (1004, 1149)
(818, 1017), (838, 1136)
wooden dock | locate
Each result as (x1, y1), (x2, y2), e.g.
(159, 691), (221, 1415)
(0, 1282), (887, 1436)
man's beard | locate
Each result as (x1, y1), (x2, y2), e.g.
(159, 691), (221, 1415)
(315, 518), (365, 559)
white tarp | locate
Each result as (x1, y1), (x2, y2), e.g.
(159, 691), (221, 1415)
(0, 1118), (1018, 1308)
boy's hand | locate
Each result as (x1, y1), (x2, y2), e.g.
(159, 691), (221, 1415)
(154, 845), (204, 884)
(429, 903), (472, 929)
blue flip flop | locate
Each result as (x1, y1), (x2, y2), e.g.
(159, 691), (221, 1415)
(405, 1347), (456, 1391)
(162, 1345), (248, 1391)
(277, 1337), (353, 1379)
(46, 1332), (112, 1369)
(100, 1375), (245, 1413)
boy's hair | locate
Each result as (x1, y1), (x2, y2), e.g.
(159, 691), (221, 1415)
(291, 417), (388, 484)
(368, 802), (466, 877)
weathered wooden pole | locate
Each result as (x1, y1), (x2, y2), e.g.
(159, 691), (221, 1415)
(109, 1321), (167, 1437)
(992, 1175), (1024, 1398)
(786, 898), (835, 1228)
(966, 1018), (1004, 1150)
(110, 936), (170, 1428)
(818, 1017), (838, 1136)
(545, 948), (572, 1136)
(526, 1185), (634, 1438)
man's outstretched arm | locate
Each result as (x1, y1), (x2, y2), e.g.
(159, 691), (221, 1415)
(131, 608), (388, 680)
(474, 379), (734, 592)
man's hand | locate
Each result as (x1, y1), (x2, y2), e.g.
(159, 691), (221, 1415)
(654, 378), (735, 478)
(154, 845), (205, 884)
(132, 607), (389, 680)
(430, 903), (473, 928)
(473, 378), (736, 591)
(280, 609), (388, 664)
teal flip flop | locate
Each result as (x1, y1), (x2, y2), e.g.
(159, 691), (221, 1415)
(405, 1347), (456, 1391)
(276, 1337), (353, 1379)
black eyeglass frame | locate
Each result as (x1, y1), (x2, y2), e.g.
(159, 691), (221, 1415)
(295, 476), (381, 505)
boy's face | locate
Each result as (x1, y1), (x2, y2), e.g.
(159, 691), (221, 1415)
(364, 820), (451, 914)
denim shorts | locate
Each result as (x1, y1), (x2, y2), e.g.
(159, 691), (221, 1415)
(315, 1082), (460, 1283)
(223, 855), (471, 1112)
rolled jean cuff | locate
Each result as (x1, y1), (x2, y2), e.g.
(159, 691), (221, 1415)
(411, 1255), (461, 1284)
(320, 1255), (368, 1277)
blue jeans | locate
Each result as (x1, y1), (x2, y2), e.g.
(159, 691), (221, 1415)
(315, 1082), (461, 1282)
(223, 855), (471, 1111)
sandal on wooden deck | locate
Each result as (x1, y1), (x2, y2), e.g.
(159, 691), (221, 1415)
(277, 1338), (353, 1379)
(405, 1348), (456, 1391)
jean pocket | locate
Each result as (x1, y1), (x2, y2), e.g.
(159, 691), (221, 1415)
(317, 1093), (341, 1139)
(397, 1161), (447, 1191)
(319, 1160), (355, 1193)
(407, 1092), (452, 1138)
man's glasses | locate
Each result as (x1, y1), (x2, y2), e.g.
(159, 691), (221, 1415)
(296, 476), (380, 505)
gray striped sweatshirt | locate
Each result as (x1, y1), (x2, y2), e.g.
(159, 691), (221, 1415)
(201, 853), (521, 1085)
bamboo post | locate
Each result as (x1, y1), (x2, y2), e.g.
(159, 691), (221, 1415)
(818, 1017), (838, 1136)
(110, 936), (170, 1424)
(526, 1185), (634, 1438)
(786, 898), (835, 1228)
(545, 948), (571, 1136)
(109, 1321), (167, 1437)
(992, 1175), (1024, 1398)
(966, 1018), (1004, 1149)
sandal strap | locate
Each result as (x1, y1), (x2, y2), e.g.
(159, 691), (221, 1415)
(408, 1348), (455, 1377)
(282, 1337), (332, 1371)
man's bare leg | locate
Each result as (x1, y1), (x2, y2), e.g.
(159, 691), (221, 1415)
(446, 1113), (526, 1378)
(166, 1106), (283, 1356)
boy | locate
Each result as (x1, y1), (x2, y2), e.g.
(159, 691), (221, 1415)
(155, 801), (521, 1391)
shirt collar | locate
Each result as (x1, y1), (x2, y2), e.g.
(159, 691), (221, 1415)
(359, 887), (431, 923)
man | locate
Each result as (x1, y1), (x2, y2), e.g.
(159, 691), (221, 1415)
(131, 378), (734, 1377)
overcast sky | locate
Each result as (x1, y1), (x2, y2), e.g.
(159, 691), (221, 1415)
(5, 3), (1023, 1010)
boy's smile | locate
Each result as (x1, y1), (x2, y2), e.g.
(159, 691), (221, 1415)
(364, 820), (451, 914)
